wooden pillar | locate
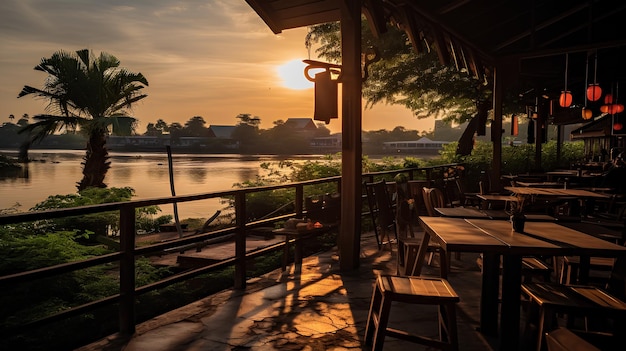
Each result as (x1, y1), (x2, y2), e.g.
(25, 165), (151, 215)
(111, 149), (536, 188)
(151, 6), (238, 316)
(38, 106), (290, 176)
(339, 0), (362, 271)
(535, 99), (549, 171)
(491, 65), (504, 190)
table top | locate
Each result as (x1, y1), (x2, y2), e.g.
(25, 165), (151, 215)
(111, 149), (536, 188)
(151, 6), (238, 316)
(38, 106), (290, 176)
(514, 181), (561, 188)
(476, 194), (519, 201)
(434, 207), (557, 221)
(434, 207), (491, 218)
(419, 217), (626, 256)
(505, 186), (609, 198)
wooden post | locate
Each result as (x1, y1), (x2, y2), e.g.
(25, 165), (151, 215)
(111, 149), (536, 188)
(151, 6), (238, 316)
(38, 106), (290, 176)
(491, 65), (504, 191)
(339, 0), (362, 271)
(118, 204), (136, 335)
(234, 192), (246, 289)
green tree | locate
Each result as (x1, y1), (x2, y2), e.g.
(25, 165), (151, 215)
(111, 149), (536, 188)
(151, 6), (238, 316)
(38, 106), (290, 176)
(155, 118), (169, 133)
(17, 49), (148, 190)
(183, 116), (209, 137)
(231, 113), (261, 150)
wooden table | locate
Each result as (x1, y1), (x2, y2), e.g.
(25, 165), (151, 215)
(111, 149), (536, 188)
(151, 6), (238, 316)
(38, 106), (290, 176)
(514, 181), (561, 188)
(505, 186), (609, 198)
(545, 170), (579, 181)
(273, 223), (337, 272)
(416, 217), (626, 351)
(434, 206), (491, 218)
(435, 207), (557, 221)
(476, 194), (518, 209)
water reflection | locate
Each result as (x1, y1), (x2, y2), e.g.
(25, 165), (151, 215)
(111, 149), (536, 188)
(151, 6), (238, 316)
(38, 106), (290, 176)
(0, 150), (315, 217)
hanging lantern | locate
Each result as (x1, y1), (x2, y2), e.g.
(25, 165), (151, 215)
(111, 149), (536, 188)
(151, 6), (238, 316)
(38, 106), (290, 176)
(581, 107), (593, 120)
(586, 84), (602, 102)
(312, 70), (338, 124)
(605, 94), (614, 104)
(559, 53), (572, 108)
(616, 104), (625, 114)
(588, 52), (602, 101)
(614, 122), (623, 131)
(600, 105), (609, 113)
(559, 91), (572, 108)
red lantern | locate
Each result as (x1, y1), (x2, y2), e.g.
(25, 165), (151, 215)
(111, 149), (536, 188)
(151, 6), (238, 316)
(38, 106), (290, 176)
(614, 122), (623, 131)
(605, 94), (614, 104)
(559, 91), (572, 107)
(616, 104), (625, 114)
(600, 105), (609, 113)
(581, 107), (593, 120)
(587, 84), (602, 101)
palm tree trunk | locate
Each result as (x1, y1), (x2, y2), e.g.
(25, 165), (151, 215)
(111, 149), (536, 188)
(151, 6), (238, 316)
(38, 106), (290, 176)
(18, 140), (32, 163)
(77, 130), (110, 191)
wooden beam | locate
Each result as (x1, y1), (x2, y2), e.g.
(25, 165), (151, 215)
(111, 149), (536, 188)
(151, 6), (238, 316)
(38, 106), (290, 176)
(363, 0), (387, 38)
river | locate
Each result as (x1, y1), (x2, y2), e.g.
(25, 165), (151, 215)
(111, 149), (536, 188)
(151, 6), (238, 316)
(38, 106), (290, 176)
(0, 149), (331, 219)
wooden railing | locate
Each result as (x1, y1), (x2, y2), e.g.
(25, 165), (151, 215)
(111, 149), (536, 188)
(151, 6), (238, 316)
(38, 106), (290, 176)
(0, 163), (460, 347)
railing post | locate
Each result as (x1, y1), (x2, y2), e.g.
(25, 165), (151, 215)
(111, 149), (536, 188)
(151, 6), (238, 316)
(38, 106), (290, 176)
(234, 191), (246, 289)
(118, 204), (136, 335)
(295, 185), (303, 218)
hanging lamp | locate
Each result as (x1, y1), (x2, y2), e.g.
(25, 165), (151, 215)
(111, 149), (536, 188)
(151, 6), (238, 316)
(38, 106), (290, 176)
(587, 51), (602, 102)
(559, 53), (572, 108)
(582, 54), (593, 120)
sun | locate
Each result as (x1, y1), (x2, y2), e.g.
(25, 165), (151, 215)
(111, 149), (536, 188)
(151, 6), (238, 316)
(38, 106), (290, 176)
(277, 59), (314, 90)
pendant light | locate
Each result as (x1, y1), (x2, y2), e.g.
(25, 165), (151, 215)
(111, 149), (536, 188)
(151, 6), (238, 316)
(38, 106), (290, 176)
(587, 51), (602, 102)
(582, 54), (593, 120)
(559, 53), (572, 108)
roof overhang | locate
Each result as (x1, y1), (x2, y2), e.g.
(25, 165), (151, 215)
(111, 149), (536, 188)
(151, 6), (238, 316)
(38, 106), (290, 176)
(246, 0), (626, 101)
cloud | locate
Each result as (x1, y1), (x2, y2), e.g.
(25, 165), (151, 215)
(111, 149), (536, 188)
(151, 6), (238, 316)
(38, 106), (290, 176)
(0, 0), (430, 134)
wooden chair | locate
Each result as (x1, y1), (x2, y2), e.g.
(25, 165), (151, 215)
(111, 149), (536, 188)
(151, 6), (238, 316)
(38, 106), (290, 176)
(365, 274), (460, 351)
(422, 187), (459, 265)
(522, 258), (626, 351)
(557, 228), (625, 286)
(545, 328), (601, 351)
(365, 180), (397, 251)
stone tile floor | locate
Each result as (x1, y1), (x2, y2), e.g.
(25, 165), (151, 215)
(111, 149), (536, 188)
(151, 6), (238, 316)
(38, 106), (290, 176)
(76, 231), (503, 351)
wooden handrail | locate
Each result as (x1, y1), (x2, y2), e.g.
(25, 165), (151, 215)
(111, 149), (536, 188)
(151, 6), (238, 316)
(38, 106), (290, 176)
(0, 163), (462, 342)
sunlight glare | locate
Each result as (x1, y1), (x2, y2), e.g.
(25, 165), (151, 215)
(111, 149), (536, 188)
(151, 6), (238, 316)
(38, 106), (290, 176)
(277, 59), (314, 90)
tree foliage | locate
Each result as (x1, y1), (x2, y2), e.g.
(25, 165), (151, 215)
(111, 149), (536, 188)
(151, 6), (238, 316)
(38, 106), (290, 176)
(306, 21), (492, 124)
(17, 49), (148, 190)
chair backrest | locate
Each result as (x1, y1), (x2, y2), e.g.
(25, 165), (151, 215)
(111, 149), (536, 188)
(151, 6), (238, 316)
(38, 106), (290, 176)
(422, 187), (445, 216)
(305, 195), (324, 221)
(372, 180), (395, 227)
(322, 193), (341, 223)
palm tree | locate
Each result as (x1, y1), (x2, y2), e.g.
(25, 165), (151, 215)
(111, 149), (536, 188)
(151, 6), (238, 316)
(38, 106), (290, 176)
(18, 49), (148, 190)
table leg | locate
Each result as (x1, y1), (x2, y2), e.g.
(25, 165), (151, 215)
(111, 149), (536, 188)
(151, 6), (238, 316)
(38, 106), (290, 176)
(577, 255), (590, 284)
(413, 229), (432, 277)
(480, 253), (500, 336)
(500, 254), (523, 351)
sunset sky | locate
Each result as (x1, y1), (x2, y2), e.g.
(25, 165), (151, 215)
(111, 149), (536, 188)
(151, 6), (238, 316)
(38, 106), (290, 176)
(0, 0), (434, 135)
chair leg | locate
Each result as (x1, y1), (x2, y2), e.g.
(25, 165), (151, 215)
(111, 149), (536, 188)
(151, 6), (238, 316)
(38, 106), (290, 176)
(365, 283), (381, 345)
(372, 294), (392, 351)
(439, 303), (459, 351)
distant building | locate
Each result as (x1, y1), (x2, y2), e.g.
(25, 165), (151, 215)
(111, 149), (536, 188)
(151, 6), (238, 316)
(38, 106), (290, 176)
(382, 137), (449, 154)
(207, 125), (236, 139)
(284, 118), (318, 132)
(310, 133), (342, 152)
(207, 125), (239, 149)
